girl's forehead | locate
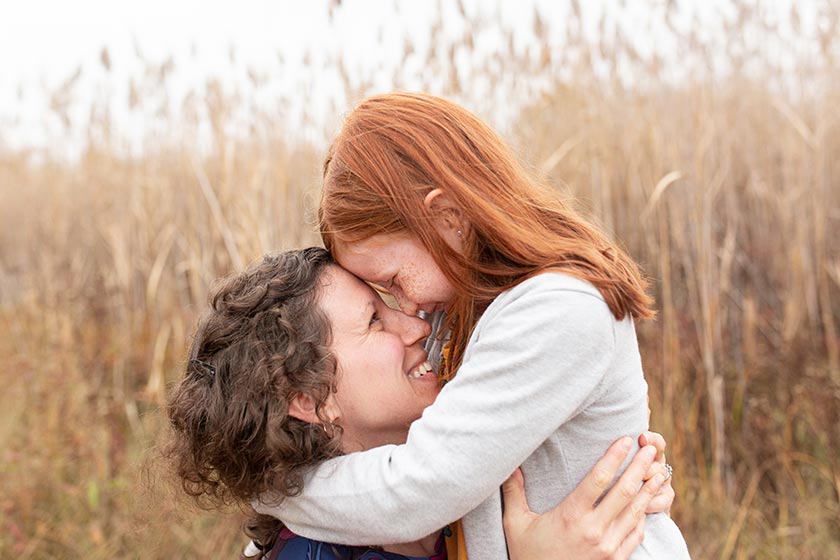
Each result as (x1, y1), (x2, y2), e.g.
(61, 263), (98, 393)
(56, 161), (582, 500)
(335, 233), (404, 256)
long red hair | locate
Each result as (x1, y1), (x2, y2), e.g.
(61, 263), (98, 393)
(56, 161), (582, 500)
(319, 92), (654, 376)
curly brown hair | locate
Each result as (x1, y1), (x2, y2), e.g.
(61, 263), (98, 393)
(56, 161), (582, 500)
(166, 247), (342, 550)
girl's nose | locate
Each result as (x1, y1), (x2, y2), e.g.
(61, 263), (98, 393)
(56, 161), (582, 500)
(392, 289), (419, 317)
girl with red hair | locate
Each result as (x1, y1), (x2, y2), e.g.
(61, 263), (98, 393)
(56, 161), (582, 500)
(255, 93), (689, 559)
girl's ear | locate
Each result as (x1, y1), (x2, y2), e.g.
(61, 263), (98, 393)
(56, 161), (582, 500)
(423, 188), (458, 218)
(423, 188), (468, 248)
(423, 188), (446, 212)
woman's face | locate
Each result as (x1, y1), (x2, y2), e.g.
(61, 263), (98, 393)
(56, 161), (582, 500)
(333, 232), (456, 317)
(318, 265), (441, 453)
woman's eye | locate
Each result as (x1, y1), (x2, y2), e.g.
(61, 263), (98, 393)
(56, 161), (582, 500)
(369, 312), (381, 327)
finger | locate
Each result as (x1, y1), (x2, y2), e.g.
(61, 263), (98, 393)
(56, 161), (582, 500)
(642, 460), (666, 482)
(501, 468), (534, 532)
(564, 437), (634, 514)
(611, 473), (663, 545)
(595, 445), (658, 520)
(614, 517), (647, 560)
(639, 431), (667, 463)
(645, 479), (675, 515)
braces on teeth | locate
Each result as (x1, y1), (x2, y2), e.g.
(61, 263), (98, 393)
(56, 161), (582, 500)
(418, 310), (449, 374)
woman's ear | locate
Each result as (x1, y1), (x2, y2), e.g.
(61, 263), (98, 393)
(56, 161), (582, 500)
(289, 392), (340, 425)
(423, 188), (467, 247)
(288, 393), (321, 424)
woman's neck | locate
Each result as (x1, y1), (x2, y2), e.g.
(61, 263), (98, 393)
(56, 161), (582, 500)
(381, 531), (440, 557)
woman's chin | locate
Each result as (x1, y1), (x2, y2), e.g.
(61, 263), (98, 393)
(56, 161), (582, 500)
(408, 372), (441, 406)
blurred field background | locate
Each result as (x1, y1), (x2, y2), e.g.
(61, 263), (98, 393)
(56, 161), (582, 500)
(1, 1), (839, 558)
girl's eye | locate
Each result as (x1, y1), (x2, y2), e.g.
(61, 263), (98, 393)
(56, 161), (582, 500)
(369, 311), (381, 327)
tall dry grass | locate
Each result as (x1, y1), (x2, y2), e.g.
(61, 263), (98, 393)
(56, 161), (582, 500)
(1, 2), (839, 558)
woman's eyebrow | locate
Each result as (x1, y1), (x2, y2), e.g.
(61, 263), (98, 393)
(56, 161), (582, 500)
(356, 301), (376, 324)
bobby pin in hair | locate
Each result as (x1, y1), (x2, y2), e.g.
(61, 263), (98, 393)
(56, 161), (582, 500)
(189, 358), (216, 380)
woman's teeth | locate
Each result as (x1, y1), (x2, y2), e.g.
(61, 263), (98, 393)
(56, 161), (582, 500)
(410, 361), (434, 378)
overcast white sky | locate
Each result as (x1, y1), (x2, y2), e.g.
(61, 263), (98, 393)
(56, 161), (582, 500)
(0, 0), (824, 154)
(0, 0), (473, 151)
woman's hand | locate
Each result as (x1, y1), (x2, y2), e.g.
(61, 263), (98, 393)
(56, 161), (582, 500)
(638, 431), (674, 515)
(502, 437), (666, 560)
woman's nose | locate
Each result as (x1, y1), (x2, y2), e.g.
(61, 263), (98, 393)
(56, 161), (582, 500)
(397, 312), (431, 346)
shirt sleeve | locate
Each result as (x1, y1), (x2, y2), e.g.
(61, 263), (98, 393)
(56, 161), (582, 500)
(253, 275), (617, 545)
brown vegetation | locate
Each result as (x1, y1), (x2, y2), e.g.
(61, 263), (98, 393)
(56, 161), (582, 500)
(1, 2), (838, 558)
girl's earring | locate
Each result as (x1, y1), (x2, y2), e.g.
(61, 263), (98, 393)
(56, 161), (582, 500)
(456, 230), (463, 238)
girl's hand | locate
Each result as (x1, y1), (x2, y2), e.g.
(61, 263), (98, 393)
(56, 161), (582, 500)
(638, 431), (674, 515)
(502, 437), (665, 560)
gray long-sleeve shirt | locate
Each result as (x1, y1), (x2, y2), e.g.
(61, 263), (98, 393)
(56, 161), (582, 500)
(254, 273), (690, 558)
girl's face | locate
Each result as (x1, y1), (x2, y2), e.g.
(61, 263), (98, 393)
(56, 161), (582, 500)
(318, 265), (440, 453)
(333, 232), (457, 317)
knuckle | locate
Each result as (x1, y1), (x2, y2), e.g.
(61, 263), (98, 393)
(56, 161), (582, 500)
(558, 506), (579, 529)
(644, 479), (660, 496)
(592, 466), (613, 489)
(583, 525), (604, 545)
(618, 481), (638, 500)
(596, 541), (617, 559)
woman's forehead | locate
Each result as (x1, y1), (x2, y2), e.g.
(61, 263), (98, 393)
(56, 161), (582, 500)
(319, 264), (375, 303)
(317, 265), (383, 331)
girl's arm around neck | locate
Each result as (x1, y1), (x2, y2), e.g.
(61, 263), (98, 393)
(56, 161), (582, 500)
(254, 274), (621, 545)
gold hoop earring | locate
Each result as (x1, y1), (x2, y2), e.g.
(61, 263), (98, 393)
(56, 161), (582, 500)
(320, 420), (337, 438)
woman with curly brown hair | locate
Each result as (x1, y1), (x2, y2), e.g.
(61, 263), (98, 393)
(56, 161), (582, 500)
(168, 247), (443, 558)
(168, 247), (672, 559)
